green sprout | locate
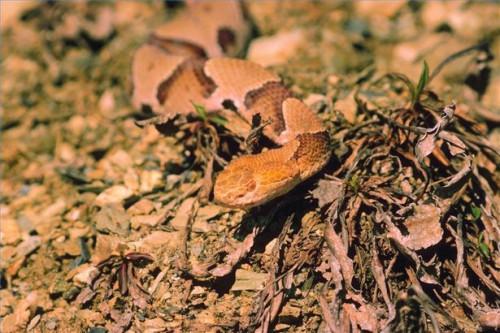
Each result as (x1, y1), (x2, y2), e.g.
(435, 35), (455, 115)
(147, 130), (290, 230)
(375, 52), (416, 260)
(192, 102), (228, 127)
(477, 232), (490, 259)
(411, 60), (429, 107)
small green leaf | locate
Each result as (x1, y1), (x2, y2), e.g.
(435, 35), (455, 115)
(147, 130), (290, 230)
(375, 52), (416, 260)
(413, 61), (429, 106)
(471, 204), (481, 221)
(209, 114), (228, 127)
(192, 102), (208, 121)
(348, 174), (360, 193)
(478, 242), (490, 259)
(302, 274), (315, 292)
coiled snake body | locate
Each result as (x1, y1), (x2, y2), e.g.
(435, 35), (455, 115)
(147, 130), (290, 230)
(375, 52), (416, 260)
(132, 2), (331, 208)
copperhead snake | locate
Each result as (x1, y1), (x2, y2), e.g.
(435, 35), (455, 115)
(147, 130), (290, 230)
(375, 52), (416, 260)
(132, 1), (331, 209)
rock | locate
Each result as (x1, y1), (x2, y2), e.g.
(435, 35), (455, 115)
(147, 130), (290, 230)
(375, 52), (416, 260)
(191, 219), (214, 233)
(0, 290), (16, 317)
(114, 2), (154, 26)
(94, 204), (130, 236)
(139, 169), (163, 193)
(482, 76), (500, 111)
(127, 198), (155, 216)
(94, 185), (134, 207)
(196, 204), (225, 221)
(91, 234), (125, 265)
(52, 238), (82, 257)
(354, 1), (402, 18)
(333, 91), (357, 124)
(15, 235), (41, 258)
(82, 7), (114, 41)
(130, 211), (165, 229)
(131, 230), (181, 253)
(304, 93), (326, 107)
(56, 14), (80, 40)
(169, 198), (196, 231)
(0, 1), (37, 29)
(139, 317), (169, 333)
(73, 265), (99, 286)
(77, 309), (105, 327)
(66, 115), (86, 137)
(248, 29), (306, 67)
(0, 291), (39, 333)
(98, 90), (115, 114)
(56, 142), (76, 162)
(0, 218), (22, 245)
(123, 168), (140, 192)
(231, 269), (267, 291)
(68, 222), (91, 240)
(108, 150), (134, 170)
(0, 246), (16, 269)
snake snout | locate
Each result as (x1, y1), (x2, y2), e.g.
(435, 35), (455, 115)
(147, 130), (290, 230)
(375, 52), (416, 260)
(213, 166), (257, 208)
(213, 160), (301, 209)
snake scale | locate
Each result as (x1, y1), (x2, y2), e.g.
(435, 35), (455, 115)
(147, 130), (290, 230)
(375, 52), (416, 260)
(132, 1), (331, 208)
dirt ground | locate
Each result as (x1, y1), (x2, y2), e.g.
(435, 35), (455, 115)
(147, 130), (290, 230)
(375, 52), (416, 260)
(1, 1), (499, 332)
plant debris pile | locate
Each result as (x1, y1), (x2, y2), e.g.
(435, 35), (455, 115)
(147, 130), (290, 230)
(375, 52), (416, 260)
(1, 2), (499, 333)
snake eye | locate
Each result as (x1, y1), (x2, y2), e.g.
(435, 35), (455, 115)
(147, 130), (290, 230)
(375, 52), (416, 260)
(218, 27), (236, 53)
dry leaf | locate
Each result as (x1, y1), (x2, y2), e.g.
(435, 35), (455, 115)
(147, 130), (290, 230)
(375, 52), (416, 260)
(435, 156), (472, 197)
(310, 178), (343, 209)
(388, 204), (443, 250)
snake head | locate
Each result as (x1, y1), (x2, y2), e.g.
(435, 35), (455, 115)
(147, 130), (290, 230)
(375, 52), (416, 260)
(213, 157), (301, 209)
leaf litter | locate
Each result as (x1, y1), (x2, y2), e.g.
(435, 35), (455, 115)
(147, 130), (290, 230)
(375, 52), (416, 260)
(1, 1), (499, 332)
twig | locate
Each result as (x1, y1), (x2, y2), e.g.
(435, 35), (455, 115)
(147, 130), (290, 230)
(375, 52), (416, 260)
(368, 108), (426, 134)
(371, 240), (396, 327)
(428, 42), (489, 84)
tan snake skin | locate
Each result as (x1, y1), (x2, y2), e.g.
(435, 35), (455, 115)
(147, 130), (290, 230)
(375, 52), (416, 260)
(132, 2), (331, 208)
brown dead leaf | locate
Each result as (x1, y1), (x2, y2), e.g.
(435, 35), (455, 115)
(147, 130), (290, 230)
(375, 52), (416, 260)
(435, 156), (472, 198)
(439, 131), (467, 156)
(416, 128), (438, 162)
(210, 228), (258, 277)
(416, 103), (456, 161)
(310, 178), (343, 209)
(343, 302), (378, 332)
(476, 309), (500, 330)
(388, 204), (443, 250)
(324, 223), (353, 287)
